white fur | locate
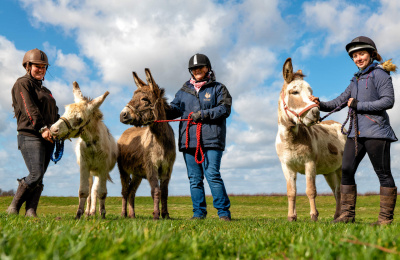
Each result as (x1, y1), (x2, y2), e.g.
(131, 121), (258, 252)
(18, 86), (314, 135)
(50, 82), (118, 219)
(276, 59), (346, 221)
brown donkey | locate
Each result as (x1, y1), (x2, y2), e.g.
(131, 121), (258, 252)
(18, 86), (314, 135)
(275, 58), (346, 222)
(118, 68), (176, 220)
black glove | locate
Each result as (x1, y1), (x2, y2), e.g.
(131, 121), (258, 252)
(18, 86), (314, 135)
(190, 111), (202, 123)
(349, 99), (358, 109)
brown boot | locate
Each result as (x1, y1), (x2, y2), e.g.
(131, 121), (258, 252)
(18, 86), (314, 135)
(371, 186), (397, 226)
(6, 179), (31, 215)
(332, 184), (357, 223)
(25, 184), (44, 217)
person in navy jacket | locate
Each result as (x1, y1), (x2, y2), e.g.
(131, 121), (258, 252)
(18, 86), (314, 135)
(167, 53), (232, 221)
(310, 36), (397, 225)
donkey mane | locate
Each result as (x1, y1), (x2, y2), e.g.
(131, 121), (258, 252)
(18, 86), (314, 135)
(293, 71), (306, 79)
(80, 96), (105, 122)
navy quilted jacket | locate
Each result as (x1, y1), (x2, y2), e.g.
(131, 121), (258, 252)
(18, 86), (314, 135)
(167, 77), (232, 151)
(320, 62), (397, 141)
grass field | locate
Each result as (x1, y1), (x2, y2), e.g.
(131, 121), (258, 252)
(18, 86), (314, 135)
(1, 195), (400, 259)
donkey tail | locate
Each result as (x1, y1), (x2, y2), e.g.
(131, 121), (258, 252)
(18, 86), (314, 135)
(107, 172), (114, 183)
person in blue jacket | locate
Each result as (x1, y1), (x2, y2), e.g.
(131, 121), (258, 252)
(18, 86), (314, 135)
(310, 36), (397, 225)
(167, 53), (232, 221)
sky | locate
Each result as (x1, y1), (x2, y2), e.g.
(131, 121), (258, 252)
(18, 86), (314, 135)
(1, 0), (400, 197)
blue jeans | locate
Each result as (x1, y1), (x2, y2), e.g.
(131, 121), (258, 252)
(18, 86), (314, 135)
(17, 134), (54, 188)
(183, 149), (231, 218)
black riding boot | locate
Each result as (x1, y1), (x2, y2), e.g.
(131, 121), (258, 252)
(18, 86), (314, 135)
(6, 179), (31, 215)
(25, 184), (44, 217)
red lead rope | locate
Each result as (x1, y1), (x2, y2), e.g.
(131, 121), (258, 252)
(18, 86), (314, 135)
(154, 112), (204, 164)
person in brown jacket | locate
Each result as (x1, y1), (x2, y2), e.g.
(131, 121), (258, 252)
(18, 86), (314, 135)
(7, 48), (59, 217)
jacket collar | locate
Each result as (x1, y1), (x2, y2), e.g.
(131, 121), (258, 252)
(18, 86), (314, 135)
(24, 73), (43, 86)
(354, 62), (378, 78)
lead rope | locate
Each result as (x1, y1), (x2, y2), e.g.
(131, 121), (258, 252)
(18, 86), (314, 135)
(50, 139), (64, 164)
(154, 113), (204, 164)
(318, 101), (359, 156)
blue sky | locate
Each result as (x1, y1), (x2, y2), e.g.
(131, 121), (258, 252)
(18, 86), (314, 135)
(1, 0), (400, 197)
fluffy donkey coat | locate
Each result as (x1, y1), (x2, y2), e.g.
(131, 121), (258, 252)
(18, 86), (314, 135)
(50, 81), (118, 219)
(118, 68), (176, 220)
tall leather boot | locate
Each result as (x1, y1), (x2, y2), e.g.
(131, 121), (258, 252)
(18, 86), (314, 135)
(6, 179), (31, 215)
(25, 184), (44, 217)
(371, 186), (397, 226)
(332, 184), (357, 223)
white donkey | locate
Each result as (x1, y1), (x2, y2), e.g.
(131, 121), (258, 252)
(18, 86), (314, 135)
(275, 58), (346, 222)
(50, 81), (118, 219)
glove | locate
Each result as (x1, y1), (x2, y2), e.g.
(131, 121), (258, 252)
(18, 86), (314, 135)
(190, 111), (202, 123)
(349, 99), (358, 109)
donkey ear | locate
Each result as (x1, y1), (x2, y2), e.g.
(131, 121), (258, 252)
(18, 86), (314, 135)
(73, 81), (84, 102)
(88, 91), (109, 110)
(145, 68), (158, 92)
(283, 58), (294, 83)
(132, 71), (146, 89)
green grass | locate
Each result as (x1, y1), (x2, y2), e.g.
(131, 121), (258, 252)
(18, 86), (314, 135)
(1, 195), (400, 259)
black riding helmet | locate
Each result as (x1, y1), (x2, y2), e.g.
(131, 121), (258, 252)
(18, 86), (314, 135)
(345, 36), (377, 58)
(188, 53), (212, 71)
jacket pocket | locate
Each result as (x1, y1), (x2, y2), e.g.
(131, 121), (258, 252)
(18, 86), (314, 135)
(364, 115), (382, 127)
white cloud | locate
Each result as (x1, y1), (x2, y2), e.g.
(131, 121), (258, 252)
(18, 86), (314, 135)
(303, 0), (370, 55)
(54, 49), (89, 81)
(2, 0), (400, 196)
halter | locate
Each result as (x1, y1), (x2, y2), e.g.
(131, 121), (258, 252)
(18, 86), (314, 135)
(280, 92), (319, 125)
(125, 98), (160, 125)
(59, 116), (90, 140)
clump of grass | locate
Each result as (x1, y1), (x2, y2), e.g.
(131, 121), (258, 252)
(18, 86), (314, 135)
(0, 195), (399, 259)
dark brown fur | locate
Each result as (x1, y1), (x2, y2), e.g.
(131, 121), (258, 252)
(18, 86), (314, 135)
(118, 69), (176, 220)
(328, 143), (339, 155)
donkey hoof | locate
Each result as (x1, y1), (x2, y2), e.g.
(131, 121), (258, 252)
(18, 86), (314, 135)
(128, 213), (136, 219)
(162, 213), (170, 219)
(100, 210), (106, 219)
(121, 212), (127, 218)
(287, 216), (297, 222)
(311, 214), (318, 222)
(75, 209), (83, 220)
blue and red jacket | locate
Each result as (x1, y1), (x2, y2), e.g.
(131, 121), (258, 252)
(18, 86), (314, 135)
(320, 62), (397, 141)
(167, 77), (232, 151)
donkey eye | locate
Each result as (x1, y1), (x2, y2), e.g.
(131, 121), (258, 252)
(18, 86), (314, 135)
(290, 91), (299, 95)
(73, 117), (83, 127)
(142, 98), (150, 105)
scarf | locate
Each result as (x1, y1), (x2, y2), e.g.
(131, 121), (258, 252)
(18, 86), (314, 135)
(190, 71), (213, 92)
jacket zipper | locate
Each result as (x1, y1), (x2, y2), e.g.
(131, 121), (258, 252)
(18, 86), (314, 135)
(364, 115), (382, 127)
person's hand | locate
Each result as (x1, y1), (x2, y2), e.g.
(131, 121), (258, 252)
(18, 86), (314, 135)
(348, 98), (358, 109)
(41, 128), (54, 143)
(190, 111), (202, 123)
(309, 95), (320, 106)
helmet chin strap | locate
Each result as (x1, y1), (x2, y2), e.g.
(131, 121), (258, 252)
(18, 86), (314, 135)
(189, 67), (211, 81)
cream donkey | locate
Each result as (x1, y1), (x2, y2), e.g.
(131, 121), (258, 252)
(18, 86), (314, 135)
(50, 82), (118, 219)
(275, 58), (346, 221)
